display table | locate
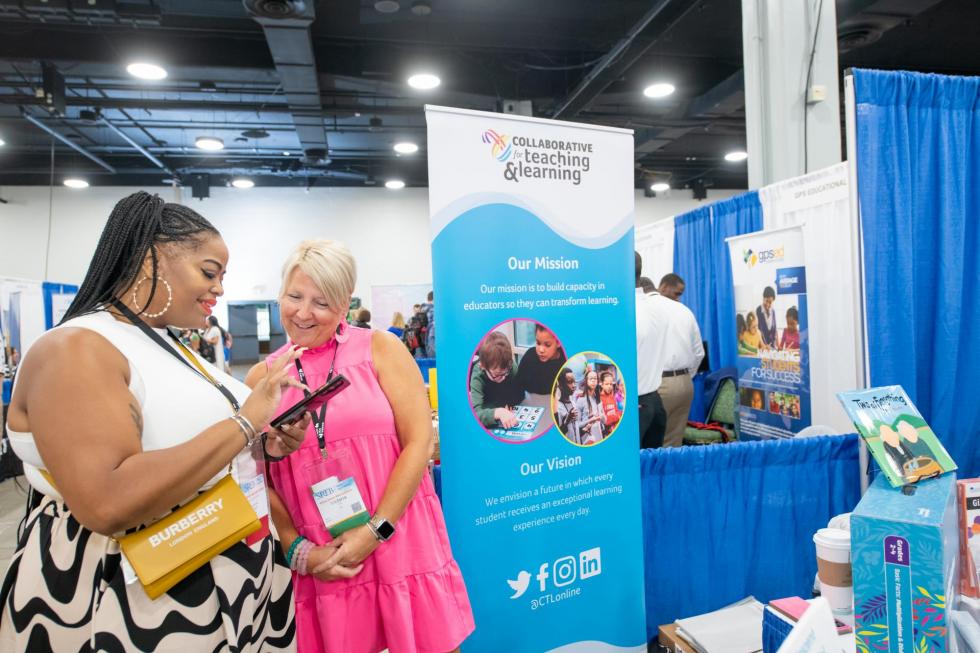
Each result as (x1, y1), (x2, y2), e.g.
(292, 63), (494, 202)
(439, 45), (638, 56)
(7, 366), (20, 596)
(657, 624), (697, 653)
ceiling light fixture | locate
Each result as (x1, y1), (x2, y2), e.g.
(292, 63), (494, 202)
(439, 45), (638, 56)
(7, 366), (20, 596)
(63, 178), (89, 189)
(650, 182), (670, 193)
(232, 178), (255, 189)
(385, 179), (406, 190)
(393, 142), (419, 154)
(374, 0), (400, 12)
(643, 82), (675, 99)
(724, 150), (749, 162)
(0, 137), (5, 147)
(282, 151), (290, 156)
(195, 136), (224, 151)
(407, 73), (441, 90)
(126, 62), (168, 80)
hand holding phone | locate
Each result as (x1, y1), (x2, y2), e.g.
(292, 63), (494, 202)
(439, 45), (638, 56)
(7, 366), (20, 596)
(270, 374), (350, 429)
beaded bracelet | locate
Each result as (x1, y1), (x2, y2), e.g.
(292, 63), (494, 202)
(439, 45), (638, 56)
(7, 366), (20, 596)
(296, 541), (314, 575)
(285, 535), (306, 568)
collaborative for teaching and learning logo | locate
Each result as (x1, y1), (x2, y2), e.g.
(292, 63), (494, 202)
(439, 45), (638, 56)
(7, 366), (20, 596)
(482, 129), (513, 162)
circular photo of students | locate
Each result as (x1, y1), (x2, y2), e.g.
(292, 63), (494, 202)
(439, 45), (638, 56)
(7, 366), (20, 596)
(467, 319), (566, 444)
(551, 351), (625, 447)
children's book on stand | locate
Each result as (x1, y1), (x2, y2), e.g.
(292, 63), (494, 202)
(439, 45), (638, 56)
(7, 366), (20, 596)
(491, 405), (545, 442)
(836, 385), (956, 487)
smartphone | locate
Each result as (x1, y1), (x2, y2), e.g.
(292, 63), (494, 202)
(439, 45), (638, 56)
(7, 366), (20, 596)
(269, 374), (350, 428)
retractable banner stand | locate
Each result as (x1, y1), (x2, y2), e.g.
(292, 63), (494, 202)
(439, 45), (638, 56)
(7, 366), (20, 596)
(426, 105), (646, 652)
(727, 227), (812, 438)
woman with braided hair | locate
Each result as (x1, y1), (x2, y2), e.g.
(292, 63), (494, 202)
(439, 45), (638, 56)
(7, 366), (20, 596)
(0, 191), (313, 651)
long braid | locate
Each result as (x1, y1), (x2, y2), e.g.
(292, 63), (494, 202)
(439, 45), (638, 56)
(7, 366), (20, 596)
(62, 192), (218, 323)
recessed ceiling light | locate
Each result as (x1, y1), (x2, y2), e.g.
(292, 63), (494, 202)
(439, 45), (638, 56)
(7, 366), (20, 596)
(385, 179), (406, 190)
(63, 178), (89, 189)
(195, 136), (224, 151)
(282, 151), (290, 156)
(0, 137), (5, 147)
(232, 178), (255, 189)
(724, 150), (749, 162)
(126, 62), (168, 81)
(374, 0), (400, 12)
(407, 73), (441, 90)
(650, 182), (670, 192)
(643, 83), (675, 99)
(393, 142), (419, 154)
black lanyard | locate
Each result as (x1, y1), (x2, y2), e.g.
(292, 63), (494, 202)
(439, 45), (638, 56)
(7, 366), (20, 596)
(294, 344), (338, 455)
(110, 300), (240, 412)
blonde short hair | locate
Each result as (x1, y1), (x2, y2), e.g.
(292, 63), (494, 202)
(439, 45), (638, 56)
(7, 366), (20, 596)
(280, 239), (356, 312)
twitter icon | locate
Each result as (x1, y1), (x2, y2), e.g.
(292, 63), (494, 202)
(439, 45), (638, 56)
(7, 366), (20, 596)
(507, 570), (531, 599)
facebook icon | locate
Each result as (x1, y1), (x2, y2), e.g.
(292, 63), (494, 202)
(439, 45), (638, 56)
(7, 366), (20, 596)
(535, 562), (550, 591)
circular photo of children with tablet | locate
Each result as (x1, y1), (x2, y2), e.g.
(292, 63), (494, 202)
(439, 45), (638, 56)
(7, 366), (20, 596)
(551, 351), (625, 447)
(467, 319), (566, 444)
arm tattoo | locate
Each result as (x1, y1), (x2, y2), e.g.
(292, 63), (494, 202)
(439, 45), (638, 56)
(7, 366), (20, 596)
(129, 401), (144, 436)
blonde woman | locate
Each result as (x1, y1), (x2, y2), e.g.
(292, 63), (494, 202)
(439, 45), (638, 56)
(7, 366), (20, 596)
(387, 311), (406, 339)
(247, 240), (473, 653)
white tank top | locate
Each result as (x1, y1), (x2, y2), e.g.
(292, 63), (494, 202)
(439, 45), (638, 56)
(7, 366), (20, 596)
(7, 310), (252, 502)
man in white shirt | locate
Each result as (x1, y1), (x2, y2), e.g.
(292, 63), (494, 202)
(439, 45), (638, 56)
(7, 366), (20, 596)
(635, 255), (668, 448)
(646, 270), (705, 447)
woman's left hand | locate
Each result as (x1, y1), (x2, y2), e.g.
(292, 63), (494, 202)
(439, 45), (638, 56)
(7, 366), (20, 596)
(316, 524), (380, 570)
(265, 412), (312, 458)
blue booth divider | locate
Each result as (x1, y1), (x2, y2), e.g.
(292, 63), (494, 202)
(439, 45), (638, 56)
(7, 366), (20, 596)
(433, 434), (861, 640)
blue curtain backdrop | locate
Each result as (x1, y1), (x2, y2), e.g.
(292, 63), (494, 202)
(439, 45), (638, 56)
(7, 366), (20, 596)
(640, 435), (862, 638)
(433, 434), (861, 642)
(673, 193), (763, 372)
(854, 68), (980, 478)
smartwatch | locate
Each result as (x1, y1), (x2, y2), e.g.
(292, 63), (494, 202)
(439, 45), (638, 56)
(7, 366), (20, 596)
(369, 516), (396, 542)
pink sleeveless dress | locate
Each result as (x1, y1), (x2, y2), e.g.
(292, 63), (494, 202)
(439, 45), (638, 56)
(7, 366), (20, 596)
(267, 326), (474, 653)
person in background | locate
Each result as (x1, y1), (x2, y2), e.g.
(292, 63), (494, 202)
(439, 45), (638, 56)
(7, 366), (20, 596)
(635, 252), (668, 448)
(352, 307), (371, 328)
(0, 191), (303, 650)
(469, 331), (524, 429)
(250, 239), (474, 653)
(755, 286), (778, 347)
(599, 371), (622, 435)
(515, 323), (565, 396)
(204, 315), (227, 372)
(388, 311), (406, 339)
(648, 271), (704, 448)
(779, 306), (800, 350)
(658, 273), (686, 301)
(421, 291), (436, 358)
(575, 369), (604, 445)
(554, 367), (581, 444)
(638, 275), (657, 295)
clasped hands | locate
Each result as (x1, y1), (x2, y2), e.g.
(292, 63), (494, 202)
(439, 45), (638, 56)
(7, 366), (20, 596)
(305, 525), (379, 581)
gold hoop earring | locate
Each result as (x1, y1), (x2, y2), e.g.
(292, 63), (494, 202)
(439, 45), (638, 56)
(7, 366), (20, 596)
(132, 276), (173, 319)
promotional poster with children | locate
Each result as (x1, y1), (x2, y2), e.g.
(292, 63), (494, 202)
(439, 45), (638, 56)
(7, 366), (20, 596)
(727, 227), (812, 439)
(426, 106), (646, 652)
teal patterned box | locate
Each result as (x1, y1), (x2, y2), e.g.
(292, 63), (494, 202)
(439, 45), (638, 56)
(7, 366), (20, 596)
(852, 473), (958, 653)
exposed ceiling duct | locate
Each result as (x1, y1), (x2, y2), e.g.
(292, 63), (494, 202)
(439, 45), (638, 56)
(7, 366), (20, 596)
(243, 0), (329, 165)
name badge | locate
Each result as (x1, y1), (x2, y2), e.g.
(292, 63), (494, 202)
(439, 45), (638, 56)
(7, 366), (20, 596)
(310, 476), (370, 536)
(236, 440), (271, 546)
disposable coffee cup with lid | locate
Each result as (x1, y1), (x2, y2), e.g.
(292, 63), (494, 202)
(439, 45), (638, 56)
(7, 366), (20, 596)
(813, 528), (853, 620)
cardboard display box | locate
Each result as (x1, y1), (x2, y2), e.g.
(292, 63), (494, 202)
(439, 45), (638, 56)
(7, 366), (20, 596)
(852, 473), (958, 653)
